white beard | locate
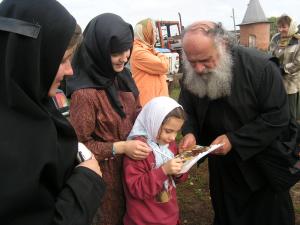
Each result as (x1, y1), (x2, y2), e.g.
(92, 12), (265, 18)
(183, 45), (233, 100)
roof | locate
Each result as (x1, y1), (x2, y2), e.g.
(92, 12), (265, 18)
(239, 0), (269, 25)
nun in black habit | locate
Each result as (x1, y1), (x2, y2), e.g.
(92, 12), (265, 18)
(0, 0), (105, 224)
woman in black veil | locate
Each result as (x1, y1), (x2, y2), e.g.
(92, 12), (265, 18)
(0, 0), (105, 224)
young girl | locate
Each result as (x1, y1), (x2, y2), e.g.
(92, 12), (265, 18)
(123, 96), (188, 225)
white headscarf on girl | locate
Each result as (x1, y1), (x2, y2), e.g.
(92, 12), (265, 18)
(127, 96), (182, 189)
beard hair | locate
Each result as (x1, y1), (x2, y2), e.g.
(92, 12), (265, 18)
(182, 44), (233, 100)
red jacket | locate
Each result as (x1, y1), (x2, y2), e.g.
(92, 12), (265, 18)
(123, 137), (188, 225)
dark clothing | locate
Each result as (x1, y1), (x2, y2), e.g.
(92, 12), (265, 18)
(0, 0), (105, 224)
(66, 13), (136, 118)
(179, 46), (295, 225)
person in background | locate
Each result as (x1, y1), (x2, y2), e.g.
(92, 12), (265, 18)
(270, 14), (300, 122)
(130, 18), (169, 106)
(0, 0), (105, 224)
(66, 13), (151, 225)
(179, 21), (298, 225)
(123, 96), (188, 225)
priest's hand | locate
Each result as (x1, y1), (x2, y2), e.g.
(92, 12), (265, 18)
(210, 134), (232, 155)
(178, 133), (196, 153)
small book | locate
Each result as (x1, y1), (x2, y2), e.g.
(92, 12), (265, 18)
(177, 144), (223, 174)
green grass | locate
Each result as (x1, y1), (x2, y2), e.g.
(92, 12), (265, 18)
(169, 79), (182, 142)
(170, 86), (180, 101)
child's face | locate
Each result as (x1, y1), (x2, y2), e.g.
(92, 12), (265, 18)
(156, 116), (184, 145)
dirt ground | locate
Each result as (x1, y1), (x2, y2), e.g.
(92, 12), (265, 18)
(177, 160), (300, 225)
(177, 161), (213, 225)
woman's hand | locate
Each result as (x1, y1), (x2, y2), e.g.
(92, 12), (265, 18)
(78, 156), (102, 177)
(161, 157), (184, 175)
(114, 140), (151, 160)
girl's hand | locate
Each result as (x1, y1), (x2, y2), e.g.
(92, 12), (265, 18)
(161, 157), (184, 175)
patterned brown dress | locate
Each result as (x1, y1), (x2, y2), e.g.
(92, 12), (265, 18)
(70, 88), (141, 225)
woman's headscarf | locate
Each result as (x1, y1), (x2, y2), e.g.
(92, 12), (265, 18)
(0, 0), (77, 218)
(66, 13), (138, 118)
(134, 18), (157, 48)
(127, 96), (182, 189)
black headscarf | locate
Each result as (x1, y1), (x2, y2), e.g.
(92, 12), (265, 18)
(66, 13), (139, 118)
(0, 0), (77, 222)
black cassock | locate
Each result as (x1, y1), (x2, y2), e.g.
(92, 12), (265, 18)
(0, 0), (105, 224)
(179, 46), (296, 225)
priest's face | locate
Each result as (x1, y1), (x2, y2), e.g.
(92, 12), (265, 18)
(182, 32), (233, 100)
(183, 32), (220, 75)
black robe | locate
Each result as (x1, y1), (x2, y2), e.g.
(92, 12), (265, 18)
(0, 0), (105, 224)
(179, 46), (295, 225)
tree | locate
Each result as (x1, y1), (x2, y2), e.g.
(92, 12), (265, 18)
(268, 16), (278, 38)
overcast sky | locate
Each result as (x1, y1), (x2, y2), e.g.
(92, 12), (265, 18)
(56, 0), (300, 31)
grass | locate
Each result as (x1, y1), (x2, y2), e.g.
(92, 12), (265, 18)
(169, 85), (181, 100)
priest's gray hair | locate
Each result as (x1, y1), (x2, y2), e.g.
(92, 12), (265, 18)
(182, 21), (237, 48)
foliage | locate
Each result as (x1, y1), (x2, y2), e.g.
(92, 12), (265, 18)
(169, 75), (182, 142)
(268, 16), (278, 39)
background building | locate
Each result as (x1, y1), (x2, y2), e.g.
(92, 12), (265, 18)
(238, 0), (270, 51)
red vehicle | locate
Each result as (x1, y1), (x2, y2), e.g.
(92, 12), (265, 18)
(154, 17), (184, 74)
(155, 20), (182, 53)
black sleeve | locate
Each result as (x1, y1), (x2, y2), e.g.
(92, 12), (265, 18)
(179, 86), (199, 136)
(179, 84), (209, 143)
(52, 167), (105, 225)
(227, 61), (290, 160)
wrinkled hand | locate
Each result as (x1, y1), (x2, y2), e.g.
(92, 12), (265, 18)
(210, 134), (232, 155)
(78, 156), (102, 177)
(161, 157), (184, 175)
(124, 140), (152, 160)
(178, 133), (196, 153)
